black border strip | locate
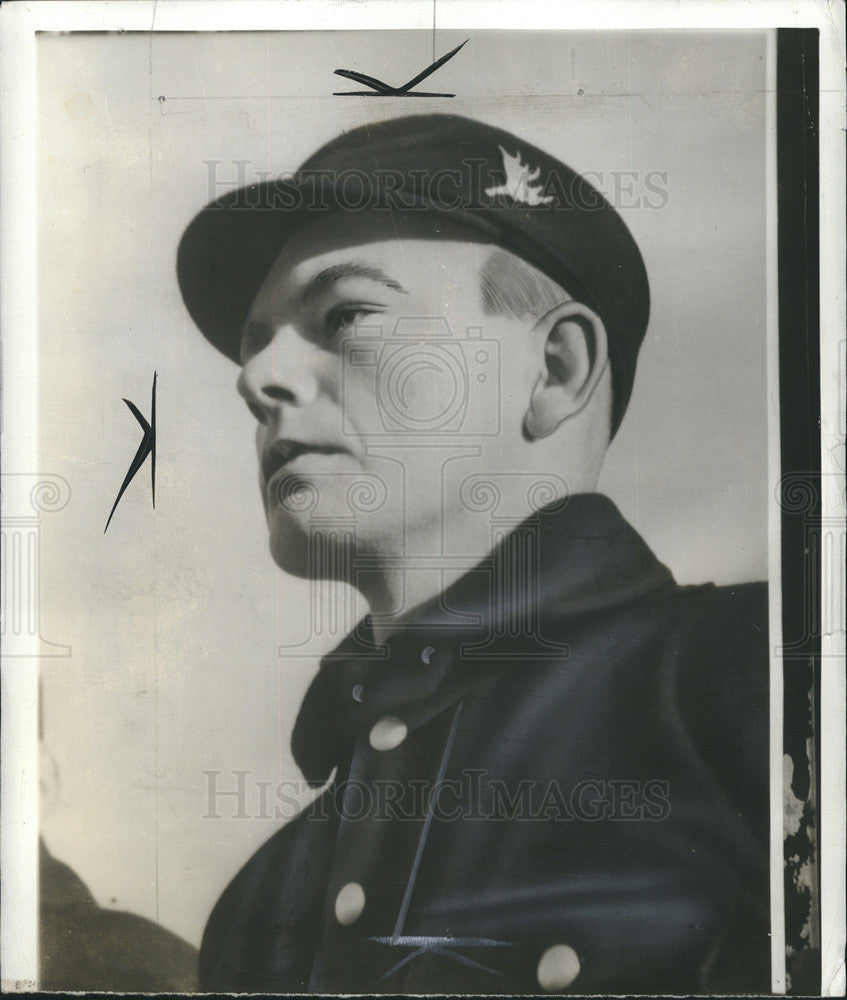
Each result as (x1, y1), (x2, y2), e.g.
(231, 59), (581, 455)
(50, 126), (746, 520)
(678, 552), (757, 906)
(776, 26), (822, 997)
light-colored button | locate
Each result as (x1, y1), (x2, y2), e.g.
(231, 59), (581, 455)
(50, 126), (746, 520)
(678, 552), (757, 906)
(352, 684), (364, 703)
(334, 881), (365, 926)
(369, 716), (407, 751)
(537, 944), (580, 991)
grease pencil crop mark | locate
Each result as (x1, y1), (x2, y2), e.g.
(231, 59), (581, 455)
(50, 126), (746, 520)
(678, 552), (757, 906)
(105, 372), (156, 533)
(334, 39), (468, 97)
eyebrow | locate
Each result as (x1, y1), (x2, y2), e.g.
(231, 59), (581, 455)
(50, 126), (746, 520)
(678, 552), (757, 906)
(240, 261), (409, 357)
(301, 261), (409, 303)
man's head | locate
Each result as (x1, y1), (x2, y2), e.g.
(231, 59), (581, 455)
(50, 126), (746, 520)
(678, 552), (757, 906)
(177, 113), (648, 585)
(236, 209), (612, 575)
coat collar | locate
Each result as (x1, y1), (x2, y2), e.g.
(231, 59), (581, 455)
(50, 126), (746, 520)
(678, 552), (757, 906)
(292, 492), (675, 786)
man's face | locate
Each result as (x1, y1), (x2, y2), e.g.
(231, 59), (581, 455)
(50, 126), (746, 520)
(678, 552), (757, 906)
(238, 211), (538, 578)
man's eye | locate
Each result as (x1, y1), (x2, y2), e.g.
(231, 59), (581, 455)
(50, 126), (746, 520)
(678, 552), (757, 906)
(326, 306), (379, 337)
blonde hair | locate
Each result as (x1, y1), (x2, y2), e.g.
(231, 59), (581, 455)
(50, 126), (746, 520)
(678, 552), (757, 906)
(479, 247), (569, 319)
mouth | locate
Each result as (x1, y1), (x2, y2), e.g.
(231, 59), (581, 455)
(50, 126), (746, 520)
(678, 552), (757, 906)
(262, 439), (346, 486)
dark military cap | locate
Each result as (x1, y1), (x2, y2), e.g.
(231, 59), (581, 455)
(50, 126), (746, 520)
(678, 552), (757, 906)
(177, 113), (649, 434)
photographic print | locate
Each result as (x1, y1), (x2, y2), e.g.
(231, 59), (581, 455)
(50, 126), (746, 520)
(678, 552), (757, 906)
(1, 1), (844, 995)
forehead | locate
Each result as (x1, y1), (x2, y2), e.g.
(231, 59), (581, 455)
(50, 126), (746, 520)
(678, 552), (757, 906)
(251, 211), (494, 308)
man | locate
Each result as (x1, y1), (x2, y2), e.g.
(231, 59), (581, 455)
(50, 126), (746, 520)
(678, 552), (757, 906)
(177, 114), (769, 993)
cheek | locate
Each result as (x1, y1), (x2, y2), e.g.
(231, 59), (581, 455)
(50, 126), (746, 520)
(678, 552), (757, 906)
(254, 423), (273, 480)
(338, 367), (373, 436)
(394, 357), (463, 421)
(500, 338), (538, 395)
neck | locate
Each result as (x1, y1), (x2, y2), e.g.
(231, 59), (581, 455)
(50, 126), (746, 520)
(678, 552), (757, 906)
(364, 565), (474, 646)
(361, 521), (496, 646)
(358, 482), (590, 646)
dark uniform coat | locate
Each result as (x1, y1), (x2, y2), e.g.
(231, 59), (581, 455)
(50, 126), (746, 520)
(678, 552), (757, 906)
(200, 494), (770, 994)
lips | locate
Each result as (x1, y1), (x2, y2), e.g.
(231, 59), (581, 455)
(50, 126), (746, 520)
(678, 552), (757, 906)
(261, 438), (345, 485)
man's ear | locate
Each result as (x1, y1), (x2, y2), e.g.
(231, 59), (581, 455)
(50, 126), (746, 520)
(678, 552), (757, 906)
(523, 301), (609, 440)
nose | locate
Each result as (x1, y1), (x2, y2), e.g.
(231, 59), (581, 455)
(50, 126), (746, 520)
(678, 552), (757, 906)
(237, 324), (321, 423)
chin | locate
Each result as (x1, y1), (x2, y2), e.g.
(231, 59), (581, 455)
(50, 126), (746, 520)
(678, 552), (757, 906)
(268, 510), (357, 583)
(268, 524), (313, 579)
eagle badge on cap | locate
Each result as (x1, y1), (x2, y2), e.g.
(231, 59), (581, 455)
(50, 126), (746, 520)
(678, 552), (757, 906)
(484, 145), (554, 206)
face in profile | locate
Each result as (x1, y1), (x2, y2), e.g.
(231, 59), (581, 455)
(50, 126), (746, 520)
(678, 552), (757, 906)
(237, 211), (554, 580)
